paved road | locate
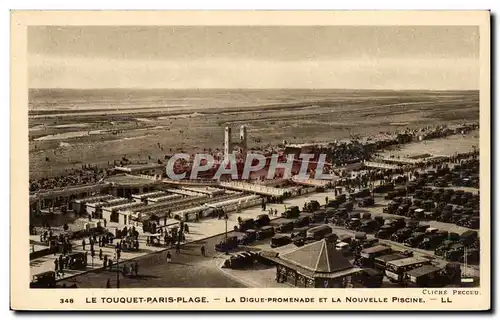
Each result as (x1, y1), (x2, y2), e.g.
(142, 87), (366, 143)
(59, 232), (246, 288)
(36, 155), (481, 287)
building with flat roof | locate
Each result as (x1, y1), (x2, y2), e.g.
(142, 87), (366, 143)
(180, 186), (226, 197)
(131, 191), (167, 203)
(100, 198), (132, 223)
(71, 194), (115, 214)
(85, 200), (113, 219)
(114, 163), (165, 177)
(146, 194), (183, 204)
(104, 174), (163, 198)
(29, 183), (111, 213)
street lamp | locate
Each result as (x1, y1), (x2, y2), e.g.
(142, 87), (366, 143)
(115, 248), (120, 289)
(224, 213), (229, 242)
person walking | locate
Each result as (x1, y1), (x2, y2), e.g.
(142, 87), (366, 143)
(134, 261), (139, 277)
(201, 245), (206, 257)
(106, 278), (111, 288)
(54, 259), (59, 278)
(59, 259), (65, 277)
(82, 238), (86, 250)
(99, 248), (103, 260)
(166, 251), (172, 263)
(175, 243), (180, 254)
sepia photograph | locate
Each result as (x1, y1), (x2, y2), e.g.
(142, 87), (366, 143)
(11, 11), (490, 311)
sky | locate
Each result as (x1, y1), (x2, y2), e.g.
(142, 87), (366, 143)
(28, 26), (480, 90)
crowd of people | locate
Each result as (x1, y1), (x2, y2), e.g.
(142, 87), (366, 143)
(329, 150), (479, 193)
(30, 165), (110, 192)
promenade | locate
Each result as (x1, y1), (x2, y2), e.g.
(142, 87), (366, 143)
(30, 151), (479, 283)
(29, 190), (338, 281)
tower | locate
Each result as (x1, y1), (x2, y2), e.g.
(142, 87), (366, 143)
(239, 125), (247, 157)
(224, 126), (232, 159)
(223, 125), (248, 161)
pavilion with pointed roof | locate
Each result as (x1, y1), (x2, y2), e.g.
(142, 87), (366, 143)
(271, 239), (362, 288)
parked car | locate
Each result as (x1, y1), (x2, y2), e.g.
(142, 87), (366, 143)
(336, 194), (347, 203)
(66, 252), (87, 270)
(460, 230), (478, 246)
(325, 208), (337, 218)
(404, 232), (426, 248)
(339, 234), (352, 244)
(215, 236), (239, 252)
(281, 206), (300, 218)
(306, 225), (333, 241)
(336, 242), (351, 256)
(346, 218), (361, 230)
(374, 216), (385, 227)
(311, 210), (327, 222)
(390, 228), (413, 243)
(435, 240), (456, 256)
(340, 201), (354, 212)
(291, 226), (311, 239)
(303, 200), (321, 212)
(418, 233), (446, 250)
(256, 226), (275, 240)
(238, 229), (257, 245)
(359, 197), (375, 207)
(353, 268), (384, 288)
(255, 214), (270, 228)
(389, 217), (406, 230)
(276, 221), (294, 233)
(294, 216), (311, 228)
(375, 225), (395, 239)
(30, 271), (56, 288)
(373, 183), (394, 194)
(327, 199), (341, 208)
(237, 218), (255, 232)
(270, 235), (292, 248)
(324, 232), (338, 243)
(359, 219), (380, 233)
(293, 236), (306, 247)
(405, 220), (420, 230)
(353, 189), (371, 198)
(222, 251), (258, 269)
(362, 238), (380, 248)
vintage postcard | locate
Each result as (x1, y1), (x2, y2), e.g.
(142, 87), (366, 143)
(11, 11), (490, 311)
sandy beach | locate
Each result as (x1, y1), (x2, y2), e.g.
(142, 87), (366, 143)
(29, 89), (479, 179)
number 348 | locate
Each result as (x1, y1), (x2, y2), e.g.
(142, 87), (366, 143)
(60, 298), (74, 304)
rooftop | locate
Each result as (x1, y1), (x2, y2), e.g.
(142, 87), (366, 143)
(131, 191), (166, 199)
(279, 239), (353, 274)
(115, 163), (165, 171)
(375, 253), (407, 263)
(101, 198), (130, 209)
(405, 265), (442, 278)
(73, 194), (114, 204)
(388, 256), (430, 267)
(104, 174), (160, 186)
(86, 200), (110, 207)
(361, 245), (391, 254)
(147, 194), (182, 202)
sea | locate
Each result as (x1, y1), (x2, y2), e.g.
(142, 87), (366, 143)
(29, 88), (478, 114)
